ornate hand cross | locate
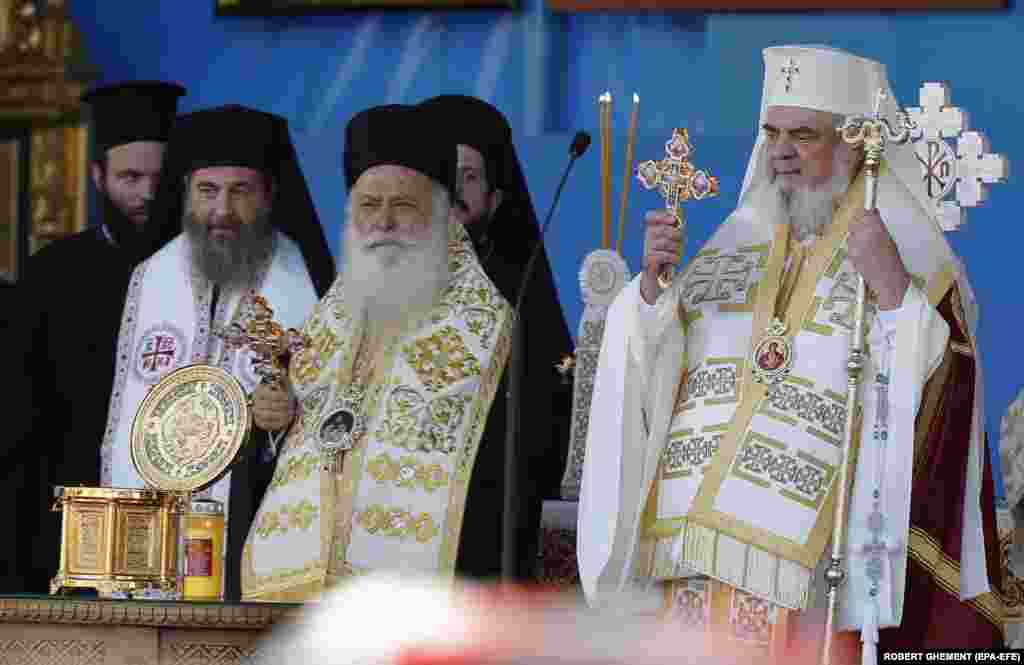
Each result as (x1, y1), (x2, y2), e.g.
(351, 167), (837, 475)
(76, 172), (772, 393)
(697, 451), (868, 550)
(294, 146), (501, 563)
(906, 82), (1008, 230)
(636, 128), (719, 289)
(215, 291), (310, 391)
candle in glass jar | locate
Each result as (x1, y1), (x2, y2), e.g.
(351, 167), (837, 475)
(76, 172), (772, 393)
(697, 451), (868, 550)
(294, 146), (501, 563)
(183, 499), (224, 601)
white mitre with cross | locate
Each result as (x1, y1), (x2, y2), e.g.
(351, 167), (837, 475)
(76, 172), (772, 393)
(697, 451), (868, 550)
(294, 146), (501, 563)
(742, 45), (890, 198)
(740, 45), (974, 344)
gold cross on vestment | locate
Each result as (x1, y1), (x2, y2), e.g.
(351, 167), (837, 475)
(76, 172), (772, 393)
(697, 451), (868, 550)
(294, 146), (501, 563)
(781, 57), (800, 92)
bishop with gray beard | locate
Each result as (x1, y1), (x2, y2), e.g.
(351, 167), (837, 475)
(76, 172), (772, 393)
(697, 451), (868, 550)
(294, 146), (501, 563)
(337, 185), (451, 343)
(743, 137), (858, 247)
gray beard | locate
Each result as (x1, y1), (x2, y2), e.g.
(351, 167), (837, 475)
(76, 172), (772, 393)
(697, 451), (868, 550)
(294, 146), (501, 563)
(745, 158), (854, 245)
(781, 183), (843, 244)
(340, 215), (450, 342)
(184, 208), (274, 290)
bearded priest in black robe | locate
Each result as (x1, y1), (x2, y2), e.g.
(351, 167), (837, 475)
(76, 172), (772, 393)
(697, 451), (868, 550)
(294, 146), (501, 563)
(6, 81), (185, 593)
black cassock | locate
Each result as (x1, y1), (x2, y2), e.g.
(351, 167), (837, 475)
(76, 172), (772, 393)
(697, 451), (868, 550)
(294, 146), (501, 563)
(6, 227), (137, 594)
(453, 207), (574, 582)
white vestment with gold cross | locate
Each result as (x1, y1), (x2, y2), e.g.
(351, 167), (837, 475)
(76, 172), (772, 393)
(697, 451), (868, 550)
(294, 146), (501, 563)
(579, 168), (966, 638)
(241, 223), (512, 601)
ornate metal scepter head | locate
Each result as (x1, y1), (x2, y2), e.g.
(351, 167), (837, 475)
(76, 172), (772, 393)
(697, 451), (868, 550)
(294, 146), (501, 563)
(839, 89), (917, 209)
(215, 291), (310, 391)
(820, 90), (915, 665)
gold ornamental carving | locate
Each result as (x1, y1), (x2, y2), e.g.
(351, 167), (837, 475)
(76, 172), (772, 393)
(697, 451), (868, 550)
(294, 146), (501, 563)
(0, 597), (301, 629)
(0, 0), (94, 269)
(26, 120), (87, 253)
(0, 1), (93, 118)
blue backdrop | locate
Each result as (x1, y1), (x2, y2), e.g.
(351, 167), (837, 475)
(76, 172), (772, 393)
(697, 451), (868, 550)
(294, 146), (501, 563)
(66, 0), (1022, 496)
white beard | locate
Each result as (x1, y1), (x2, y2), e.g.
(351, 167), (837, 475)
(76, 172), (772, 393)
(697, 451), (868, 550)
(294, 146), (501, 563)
(741, 152), (854, 245)
(339, 213), (450, 342)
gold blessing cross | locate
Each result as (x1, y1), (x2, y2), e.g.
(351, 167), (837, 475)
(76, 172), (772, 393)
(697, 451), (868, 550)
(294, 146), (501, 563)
(636, 128), (719, 289)
(215, 291), (310, 391)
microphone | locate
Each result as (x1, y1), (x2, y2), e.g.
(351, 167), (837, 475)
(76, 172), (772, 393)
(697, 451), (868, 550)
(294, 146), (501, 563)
(569, 131), (591, 160)
(515, 131), (590, 313)
(501, 131), (590, 580)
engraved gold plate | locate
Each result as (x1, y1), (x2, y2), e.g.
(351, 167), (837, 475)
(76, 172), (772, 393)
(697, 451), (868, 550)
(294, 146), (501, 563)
(129, 364), (252, 493)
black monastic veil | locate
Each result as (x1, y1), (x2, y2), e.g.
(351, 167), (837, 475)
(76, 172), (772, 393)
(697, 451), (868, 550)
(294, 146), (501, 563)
(419, 95), (575, 580)
(148, 105), (336, 299)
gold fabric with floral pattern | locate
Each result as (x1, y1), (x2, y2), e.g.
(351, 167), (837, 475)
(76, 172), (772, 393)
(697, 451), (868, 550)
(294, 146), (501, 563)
(241, 222), (512, 602)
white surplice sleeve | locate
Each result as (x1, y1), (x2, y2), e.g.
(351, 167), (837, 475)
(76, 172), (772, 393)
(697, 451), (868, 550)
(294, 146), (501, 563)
(578, 276), (687, 606)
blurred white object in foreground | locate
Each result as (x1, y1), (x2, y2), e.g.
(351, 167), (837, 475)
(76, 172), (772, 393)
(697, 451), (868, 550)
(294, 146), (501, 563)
(254, 573), (728, 665)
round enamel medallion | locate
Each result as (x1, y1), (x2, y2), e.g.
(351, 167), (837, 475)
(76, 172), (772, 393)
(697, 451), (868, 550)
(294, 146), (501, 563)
(133, 323), (187, 384)
(317, 407), (360, 453)
(751, 318), (794, 386)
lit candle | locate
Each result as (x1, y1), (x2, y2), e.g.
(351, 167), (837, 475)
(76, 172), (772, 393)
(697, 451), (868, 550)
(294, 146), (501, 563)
(616, 93), (639, 254)
(599, 92), (612, 249)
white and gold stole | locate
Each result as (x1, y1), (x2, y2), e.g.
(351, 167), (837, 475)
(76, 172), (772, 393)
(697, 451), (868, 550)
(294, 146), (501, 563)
(640, 169), (955, 617)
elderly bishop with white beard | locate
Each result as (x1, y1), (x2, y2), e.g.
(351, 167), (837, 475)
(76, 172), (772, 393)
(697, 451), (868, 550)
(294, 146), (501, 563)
(101, 105), (334, 602)
(579, 45), (1003, 661)
(241, 104), (516, 600)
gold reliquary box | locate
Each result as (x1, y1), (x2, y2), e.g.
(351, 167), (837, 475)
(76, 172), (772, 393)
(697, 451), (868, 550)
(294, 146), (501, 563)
(51, 486), (181, 597)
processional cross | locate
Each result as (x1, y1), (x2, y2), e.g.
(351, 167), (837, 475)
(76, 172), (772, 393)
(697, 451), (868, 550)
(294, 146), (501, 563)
(906, 81), (1008, 230)
(636, 128), (719, 289)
